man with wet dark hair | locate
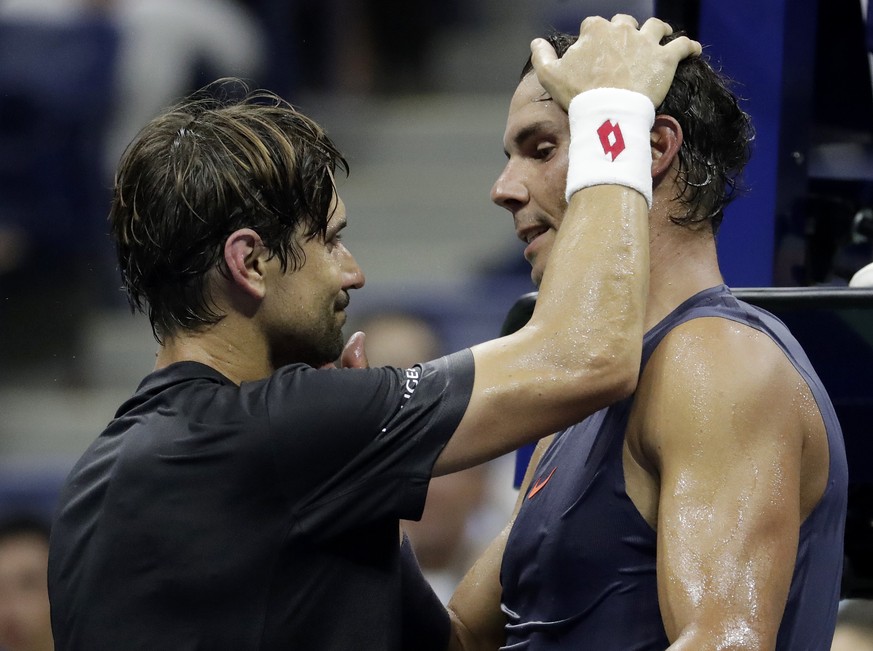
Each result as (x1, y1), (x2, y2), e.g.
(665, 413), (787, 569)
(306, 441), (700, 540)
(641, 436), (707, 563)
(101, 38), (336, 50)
(447, 28), (847, 651)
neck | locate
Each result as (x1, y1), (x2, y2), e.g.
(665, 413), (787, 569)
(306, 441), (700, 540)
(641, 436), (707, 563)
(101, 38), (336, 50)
(643, 213), (724, 332)
(154, 317), (272, 385)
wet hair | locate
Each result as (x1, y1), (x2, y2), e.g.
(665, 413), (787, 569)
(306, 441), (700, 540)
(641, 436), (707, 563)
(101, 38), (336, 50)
(110, 79), (349, 342)
(521, 32), (754, 233)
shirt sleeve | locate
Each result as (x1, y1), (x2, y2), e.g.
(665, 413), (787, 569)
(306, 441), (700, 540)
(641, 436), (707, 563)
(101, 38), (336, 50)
(252, 350), (475, 540)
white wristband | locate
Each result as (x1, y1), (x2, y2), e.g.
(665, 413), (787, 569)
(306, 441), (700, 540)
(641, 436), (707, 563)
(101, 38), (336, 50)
(565, 88), (656, 207)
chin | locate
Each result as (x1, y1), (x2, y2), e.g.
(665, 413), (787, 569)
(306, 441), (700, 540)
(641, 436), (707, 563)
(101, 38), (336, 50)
(271, 337), (344, 370)
(309, 345), (344, 369)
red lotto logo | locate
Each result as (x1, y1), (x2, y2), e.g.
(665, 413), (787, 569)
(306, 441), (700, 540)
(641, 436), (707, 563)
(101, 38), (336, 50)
(597, 120), (626, 161)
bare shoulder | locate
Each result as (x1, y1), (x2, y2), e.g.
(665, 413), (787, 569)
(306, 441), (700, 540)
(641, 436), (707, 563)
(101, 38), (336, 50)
(625, 313), (830, 524)
(645, 315), (806, 398)
(634, 315), (822, 464)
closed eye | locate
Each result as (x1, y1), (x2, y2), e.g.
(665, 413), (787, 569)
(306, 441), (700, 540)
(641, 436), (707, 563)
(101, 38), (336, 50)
(509, 121), (562, 163)
(325, 217), (347, 250)
(327, 232), (344, 251)
(534, 142), (556, 160)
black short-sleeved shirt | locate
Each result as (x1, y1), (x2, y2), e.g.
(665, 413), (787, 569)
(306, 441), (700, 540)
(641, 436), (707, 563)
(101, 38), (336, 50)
(48, 350), (475, 650)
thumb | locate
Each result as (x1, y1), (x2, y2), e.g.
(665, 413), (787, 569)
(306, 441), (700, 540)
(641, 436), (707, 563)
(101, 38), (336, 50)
(340, 331), (369, 369)
(530, 37), (558, 76)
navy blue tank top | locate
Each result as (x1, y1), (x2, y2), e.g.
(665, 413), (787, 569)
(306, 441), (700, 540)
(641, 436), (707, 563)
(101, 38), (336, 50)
(500, 285), (847, 650)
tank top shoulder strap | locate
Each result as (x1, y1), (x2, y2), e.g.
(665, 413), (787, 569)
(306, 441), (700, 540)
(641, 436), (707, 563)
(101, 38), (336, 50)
(642, 284), (741, 366)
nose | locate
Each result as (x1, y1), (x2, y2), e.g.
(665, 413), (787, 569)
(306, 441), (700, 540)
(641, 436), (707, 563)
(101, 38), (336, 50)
(342, 248), (365, 290)
(491, 161), (529, 214)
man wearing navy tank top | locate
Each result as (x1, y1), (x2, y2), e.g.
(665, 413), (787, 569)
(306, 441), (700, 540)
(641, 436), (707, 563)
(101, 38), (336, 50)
(446, 26), (848, 651)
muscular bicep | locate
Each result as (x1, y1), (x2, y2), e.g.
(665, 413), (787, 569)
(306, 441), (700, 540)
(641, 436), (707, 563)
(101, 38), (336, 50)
(642, 319), (806, 649)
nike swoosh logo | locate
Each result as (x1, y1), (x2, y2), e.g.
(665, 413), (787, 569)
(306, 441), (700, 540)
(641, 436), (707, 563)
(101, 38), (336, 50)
(527, 467), (557, 499)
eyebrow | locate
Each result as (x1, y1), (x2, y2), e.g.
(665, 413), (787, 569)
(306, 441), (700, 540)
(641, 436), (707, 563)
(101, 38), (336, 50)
(327, 216), (347, 237)
(504, 120), (555, 158)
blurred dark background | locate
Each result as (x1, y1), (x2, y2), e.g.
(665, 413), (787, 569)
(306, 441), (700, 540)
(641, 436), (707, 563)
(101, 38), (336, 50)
(0, 0), (871, 603)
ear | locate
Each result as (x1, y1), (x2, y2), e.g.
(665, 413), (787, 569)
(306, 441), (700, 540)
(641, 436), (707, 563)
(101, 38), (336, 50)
(224, 228), (268, 300)
(650, 115), (683, 183)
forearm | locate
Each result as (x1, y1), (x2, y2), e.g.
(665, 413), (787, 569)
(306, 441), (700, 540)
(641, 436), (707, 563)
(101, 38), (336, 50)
(489, 183), (650, 437)
(497, 89), (655, 424)
(445, 523), (511, 651)
(444, 441), (548, 651)
(531, 183), (649, 393)
(436, 186), (647, 474)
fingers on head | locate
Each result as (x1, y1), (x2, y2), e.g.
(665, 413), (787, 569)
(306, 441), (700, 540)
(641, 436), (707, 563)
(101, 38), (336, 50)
(610, 13), (640, 28)
(578, 14), (637, 40)
(665, 35), (703, 58)
(639, 17), (673, 39)
(580, 15), (608, 31)
(529, 37), (557, 70)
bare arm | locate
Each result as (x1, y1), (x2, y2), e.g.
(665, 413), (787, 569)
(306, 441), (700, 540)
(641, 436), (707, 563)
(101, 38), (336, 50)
(445, 436), (554, 651)
(638, 318), (814, 650)
(433, 17), (701, 475)
(445, 524), (510, 651)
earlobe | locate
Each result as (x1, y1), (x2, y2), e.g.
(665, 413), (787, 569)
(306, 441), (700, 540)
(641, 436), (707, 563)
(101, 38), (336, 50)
(650, 115), (682, 181)
(224, 228), (267, 300)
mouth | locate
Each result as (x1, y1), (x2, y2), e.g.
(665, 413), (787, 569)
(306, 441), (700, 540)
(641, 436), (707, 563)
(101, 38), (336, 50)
(518, 225), (550, 261)
(516, 222), (549, 245)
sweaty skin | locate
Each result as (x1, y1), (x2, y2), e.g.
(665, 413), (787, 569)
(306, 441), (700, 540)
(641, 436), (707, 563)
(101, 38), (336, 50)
(448, 14), (834, 651)
(626, 316), (829, 650)
(426, 14), (700, 476)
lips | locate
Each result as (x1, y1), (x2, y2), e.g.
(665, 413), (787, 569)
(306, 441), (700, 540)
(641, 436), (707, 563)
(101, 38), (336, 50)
(521, 226), (549, 245)
(520, 226), (549, 262)
(515, 217), (549, 244)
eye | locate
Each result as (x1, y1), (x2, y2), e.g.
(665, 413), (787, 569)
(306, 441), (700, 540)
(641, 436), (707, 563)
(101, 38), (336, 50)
(326, 232), (343, 251)
(533, 141), (556, 160)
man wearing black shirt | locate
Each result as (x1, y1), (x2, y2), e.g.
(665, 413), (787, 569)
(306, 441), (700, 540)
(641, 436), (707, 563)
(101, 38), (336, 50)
(47, 16), (699, 650)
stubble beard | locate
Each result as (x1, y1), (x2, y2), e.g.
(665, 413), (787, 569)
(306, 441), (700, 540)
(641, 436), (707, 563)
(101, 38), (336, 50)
(271, 317), (346, 369)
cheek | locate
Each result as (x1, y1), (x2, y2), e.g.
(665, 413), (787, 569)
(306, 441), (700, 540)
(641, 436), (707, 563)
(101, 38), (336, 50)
(542, 156), (569, 210)
(304, 250), (342, 290)
(326, 255), (346, 291)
